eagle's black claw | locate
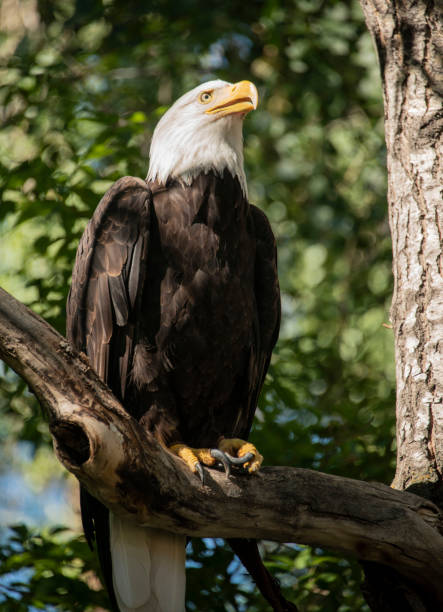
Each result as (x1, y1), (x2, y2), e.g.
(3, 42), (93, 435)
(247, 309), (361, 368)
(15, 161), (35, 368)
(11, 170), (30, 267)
(210, 450), (255, 475)
(225, 451), (254, 466)
(196, 462), (205, 484)
(210, 449), (231, 477)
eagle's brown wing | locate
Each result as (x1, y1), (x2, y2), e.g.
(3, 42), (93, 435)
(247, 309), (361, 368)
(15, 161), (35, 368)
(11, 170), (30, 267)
(239, 204), (281, 440)
(67, 176), (151, 400)
(66, 176), (151, 607)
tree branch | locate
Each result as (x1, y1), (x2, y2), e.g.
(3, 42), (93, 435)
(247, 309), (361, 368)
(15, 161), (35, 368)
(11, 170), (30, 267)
(1, 286), (443, 601)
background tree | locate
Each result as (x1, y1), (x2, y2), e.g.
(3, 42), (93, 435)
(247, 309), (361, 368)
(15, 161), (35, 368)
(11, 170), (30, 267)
(0, 0), (398, 610)
(359, 1), (443, 608)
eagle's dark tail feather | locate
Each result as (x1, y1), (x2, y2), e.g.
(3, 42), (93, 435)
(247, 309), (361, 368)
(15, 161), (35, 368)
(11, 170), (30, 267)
(80, 487), (119, 612)
(228, 538), (299, 612)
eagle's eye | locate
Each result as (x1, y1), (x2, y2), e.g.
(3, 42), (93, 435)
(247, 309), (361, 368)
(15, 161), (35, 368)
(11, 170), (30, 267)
(199, 91), (213, 104)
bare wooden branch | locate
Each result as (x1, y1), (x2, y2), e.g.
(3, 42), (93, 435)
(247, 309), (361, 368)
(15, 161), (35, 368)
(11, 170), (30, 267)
(1, 285), (443, 602)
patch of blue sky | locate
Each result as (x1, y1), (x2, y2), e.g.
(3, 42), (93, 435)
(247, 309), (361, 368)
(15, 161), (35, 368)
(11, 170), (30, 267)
(0, 470), (74, 526)
(0, 567), (33, 602)
(0, 441), (76, 528)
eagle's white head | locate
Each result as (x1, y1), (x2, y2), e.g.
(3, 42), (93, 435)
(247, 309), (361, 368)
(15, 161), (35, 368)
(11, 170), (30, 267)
(147, 80), (258, 196)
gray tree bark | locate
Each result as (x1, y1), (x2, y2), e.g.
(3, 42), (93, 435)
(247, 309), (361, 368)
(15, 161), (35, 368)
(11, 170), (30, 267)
(360, 0), (443, 500)
(359, 0), (443, 609)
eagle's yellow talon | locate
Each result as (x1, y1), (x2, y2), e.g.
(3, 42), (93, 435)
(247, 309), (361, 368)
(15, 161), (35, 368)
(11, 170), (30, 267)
(169, 443), (216, 474)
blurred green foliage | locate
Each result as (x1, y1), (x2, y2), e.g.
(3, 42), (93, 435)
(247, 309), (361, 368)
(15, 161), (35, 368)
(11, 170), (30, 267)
(0, 524), (108, 610)
(0, 0), (394, 609)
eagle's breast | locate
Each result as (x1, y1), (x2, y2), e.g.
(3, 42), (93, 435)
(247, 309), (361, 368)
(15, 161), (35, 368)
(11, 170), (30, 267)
(142, 170), (257, 445)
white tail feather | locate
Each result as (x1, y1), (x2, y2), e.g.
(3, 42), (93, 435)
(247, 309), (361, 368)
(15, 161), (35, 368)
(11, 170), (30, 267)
(110, 513), (186, 612)
(149, 528), (186, 611)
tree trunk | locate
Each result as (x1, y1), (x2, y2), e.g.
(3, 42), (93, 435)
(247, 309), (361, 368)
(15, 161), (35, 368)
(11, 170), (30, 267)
(359, 0), (443, 609)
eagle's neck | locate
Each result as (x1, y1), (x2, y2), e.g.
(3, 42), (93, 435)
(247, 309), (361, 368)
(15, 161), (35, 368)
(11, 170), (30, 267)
(147, 115), (248, 197)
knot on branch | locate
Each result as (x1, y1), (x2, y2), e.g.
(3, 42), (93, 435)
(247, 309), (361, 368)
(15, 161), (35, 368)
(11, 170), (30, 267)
(50, 420), (90, 466)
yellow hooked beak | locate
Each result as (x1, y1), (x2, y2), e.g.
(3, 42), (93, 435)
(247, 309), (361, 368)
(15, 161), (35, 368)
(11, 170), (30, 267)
(205, 81), (258, 117)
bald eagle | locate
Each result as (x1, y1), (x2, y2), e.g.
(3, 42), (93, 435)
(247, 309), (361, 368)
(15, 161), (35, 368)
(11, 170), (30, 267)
(67, 80), (293, 611)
